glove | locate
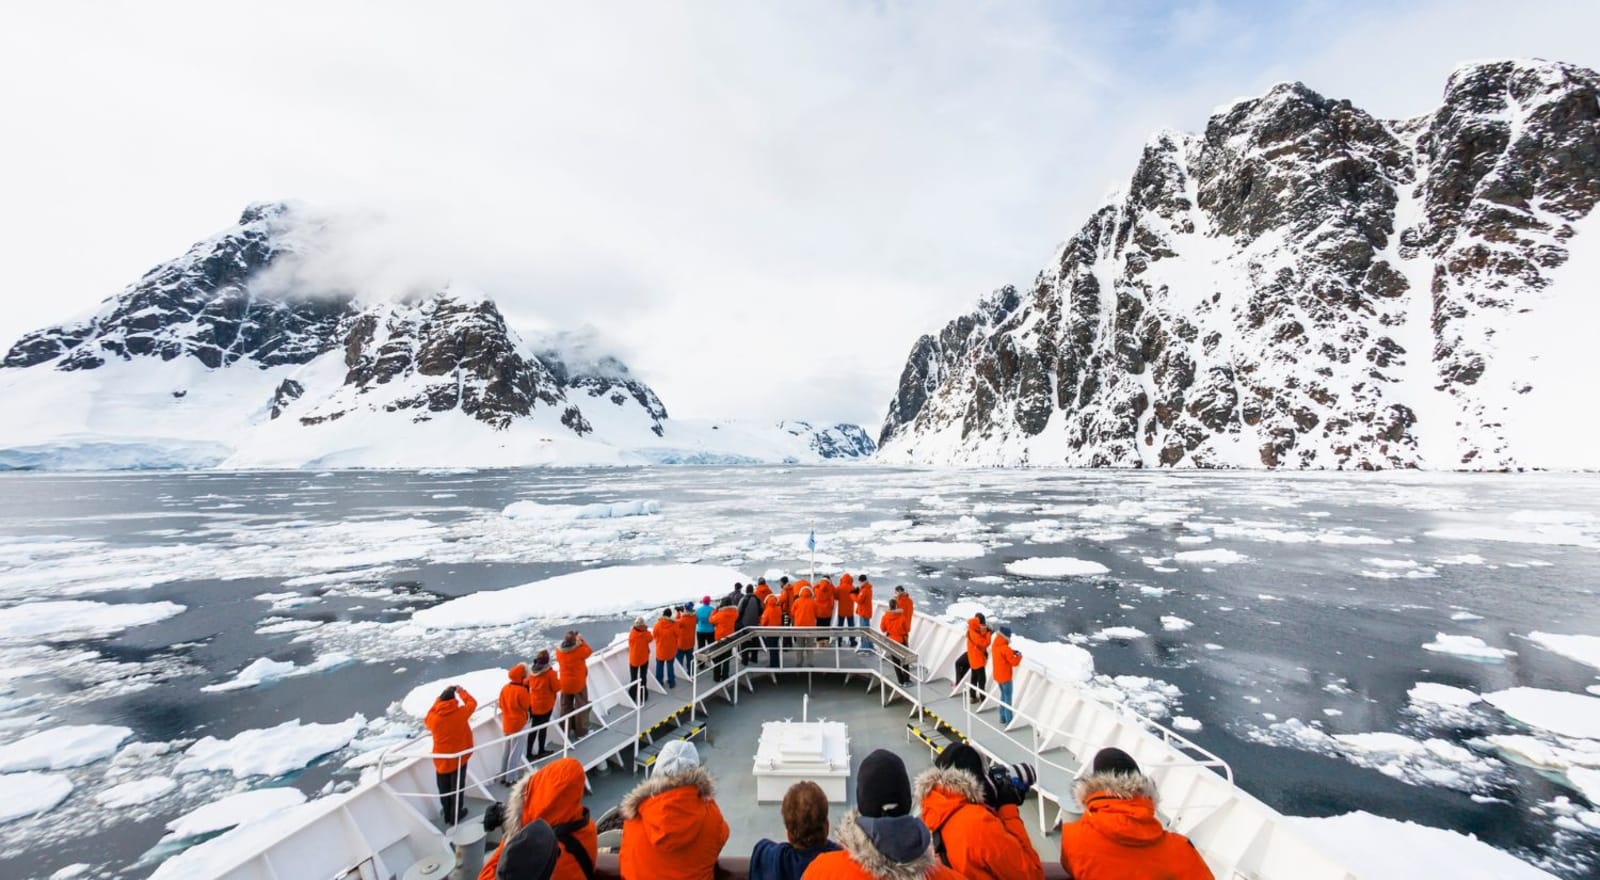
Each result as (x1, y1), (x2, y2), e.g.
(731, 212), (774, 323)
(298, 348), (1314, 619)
(1012, 763), (1037, 799)
(988, 772), (1025, 808)
(482, 801), (506, 833)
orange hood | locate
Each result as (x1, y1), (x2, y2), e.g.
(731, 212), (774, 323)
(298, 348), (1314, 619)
(1075, 771), (1165, 847)
(516, 756), (586, 827)
(508, 663), (528, 683)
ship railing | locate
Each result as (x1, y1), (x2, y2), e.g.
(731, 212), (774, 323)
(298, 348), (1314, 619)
(371, 674), (648, 808)
(688, 624), (921, 720)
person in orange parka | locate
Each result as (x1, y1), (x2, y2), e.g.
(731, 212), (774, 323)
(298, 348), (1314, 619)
(628, 617), (653, 704)
(497, 663), (534, 783)
(1060, 748), (1215, 880)
(618, 740), (729, 880)
(801, 749), (962, 880)
(761, 594), (784, 668)
(814, 578), (835, 631)
(526, 650), (558, 757)
(854, 576), (874, 650)
(965, 614), (992, 703)
(480, 756), (597, 880)
(892, 585), (912, 638)
(652, 608), (679, 689)
(756, 578), (773, 601)
(424, 685), (477, 826)
(709, 598), (739, 682)
(556, 631), (592, 741)
(915, 743), (1043, 880)
(676, 602), (697, 673)
(792, 587), (818, 627)
(991, 626), (1023, 725)
(836, 573), (855, 627)
(879, 602), (911, 686)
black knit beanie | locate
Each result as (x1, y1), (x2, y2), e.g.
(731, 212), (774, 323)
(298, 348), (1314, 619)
(934, 742), (985, 780)
(1092, 747), (1141, 776)
(857, 749), (913, 818)
(497, 818), (559, 880)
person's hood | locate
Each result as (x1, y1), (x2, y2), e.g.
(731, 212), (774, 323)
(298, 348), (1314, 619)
(802, 588), (814, 597)
(835, 808), (936, 880)
(508, 756), (587, 835)
(618, 766), (717, 851)
(1074, 771), (1165, 847)
(556, 638), (582, 653)
(913, 766), (986, 830)
(967, 618), (984, 635)
(765, 596), (779, 607)
(507, 663), (528, 684)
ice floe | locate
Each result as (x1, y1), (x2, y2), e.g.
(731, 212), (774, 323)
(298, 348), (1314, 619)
(1091, 626), (1148, 641)
(503, 499), (660, 520)
(1290, 811), (1559, 879)
(412, 563), (747, 629)
(162, 787), (308, 840)
(94, 776), (177, 807)
(1172, 548), (1248, 565)
(1172, 716), (1202, 733)
(150, 794), (318, 880)
(1422, 633), (1516, 662)
(1160, 616), (1193, 631)
(1007, 635), (1094, 683)
(0, 600), (185, 641)
(176, 715), (365, 778)
(1525, 631), (1600, 671)
(0, 771), (73, 823)
(1252, 719), (1499, 792)
(1483, 688), (1600, 740)
(0, 724), (132, 771)
(1003, 557), (1109, 578)
(201, 653), (354, 692)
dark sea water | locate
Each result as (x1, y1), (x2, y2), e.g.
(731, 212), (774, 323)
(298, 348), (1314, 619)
(0, 466), (1597, 879)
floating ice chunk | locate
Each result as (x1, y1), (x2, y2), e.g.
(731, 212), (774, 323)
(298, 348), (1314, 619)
(1569, 767), (1600, 803)
(1436, 554), (1487, 565)
(176, 715), (365, 778)
(1160, 616), (1193, 631)
(1335, 732), (1428, 756)
(95, 776), (177, 807)
(0, 771), (73, 823)
(873, 542), (986, 561)
(201, 653), (354, 693)
(1291, 811), (1560, 879)
(413, 564), (748, 629)
(1091, 626), (1148, 641)
(1483, 687), (1600, 739)
(1139, 586), (1171, 597)
(1004, 557), (1109, 578)
(503, 500), (660, 520)
(1450, 611), (1485, 621)
(1172, 548), (1248, 565)
(1174, 536), (1212, 545)
(1408, 682), (1481, 709)
(0, 724), (132, 771)
(150, 795), (319, 880)
(255, 619), (323, 635)
(1172, 716), (1202, 732)
(869, 519), (914, 532)
(970, 575), (1005, 585)
(400, 668), (509, 719)
(1525, 631), (1600, 671)
(1422, 634), (1515, 662)
(1484, 734), (1600, 772)
(0, 600), (185, 640)
(163, 787), (307, 839)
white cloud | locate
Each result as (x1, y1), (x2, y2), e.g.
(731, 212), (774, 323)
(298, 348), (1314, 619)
(0, 0), (1596, 433)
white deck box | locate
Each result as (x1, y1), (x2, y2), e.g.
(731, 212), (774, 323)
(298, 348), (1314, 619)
(752, 720), (851, 802)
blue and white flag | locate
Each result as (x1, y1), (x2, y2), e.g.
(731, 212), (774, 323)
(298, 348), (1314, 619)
(806, 529), (816, 552)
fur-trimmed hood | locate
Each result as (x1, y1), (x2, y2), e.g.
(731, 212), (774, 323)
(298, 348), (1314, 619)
(835, 808), (939, 880)
(1074, 770), (1158, 807)
(503, 756), (588, 841)
(912, 765), (986, 805)
(618, 766), (716, 820)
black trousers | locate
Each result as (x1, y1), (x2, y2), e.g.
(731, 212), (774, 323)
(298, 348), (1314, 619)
(528, 711), (551, 755)
(697, 630), (714, 649)
(970, 666), (988, 701)
(436, 765), (467, 825)
(629, 663), (648, 701)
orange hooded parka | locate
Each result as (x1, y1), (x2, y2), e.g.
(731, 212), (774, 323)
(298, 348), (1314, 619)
(618, 765), (730, 880)
(916, 766), (1044, 880)
(479, 756), (598, 880)
(498, 664), (532, 735)
(1060, 772), (1215, 880)
(424, 687), (477, 774)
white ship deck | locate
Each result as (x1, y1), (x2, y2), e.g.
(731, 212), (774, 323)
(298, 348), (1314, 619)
(190, 619), (1361, 880)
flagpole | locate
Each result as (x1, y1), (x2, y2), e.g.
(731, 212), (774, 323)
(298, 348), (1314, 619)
(809, 521), (816, 583)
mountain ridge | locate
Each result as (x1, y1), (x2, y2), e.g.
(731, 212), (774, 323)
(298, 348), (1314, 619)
(0, 205), (875, 470)
(877, 58), (1600, 470)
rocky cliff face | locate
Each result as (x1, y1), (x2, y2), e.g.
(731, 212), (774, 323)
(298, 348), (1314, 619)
(878, 59), (1600, 469)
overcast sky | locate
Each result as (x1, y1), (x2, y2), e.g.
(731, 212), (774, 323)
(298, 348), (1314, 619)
(2, 0), (1596, 432)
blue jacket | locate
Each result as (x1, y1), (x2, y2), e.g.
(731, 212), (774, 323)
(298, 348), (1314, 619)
(696, 603), (715, 633)
(749, 838), (839, 880)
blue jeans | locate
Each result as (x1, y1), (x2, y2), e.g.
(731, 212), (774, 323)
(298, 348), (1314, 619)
(655, 658), (676, 687)
(999, 681), (1014, 725)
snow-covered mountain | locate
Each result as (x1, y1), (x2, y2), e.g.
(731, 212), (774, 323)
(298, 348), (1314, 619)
(878, 59), (1600, 470)
(0, 204), (874, 470)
